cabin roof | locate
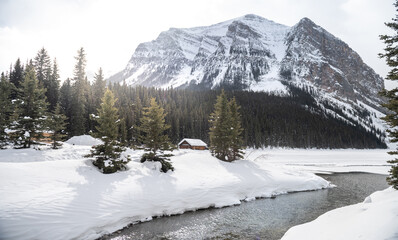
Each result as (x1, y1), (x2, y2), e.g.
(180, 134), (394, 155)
(178, 138), (207, 147)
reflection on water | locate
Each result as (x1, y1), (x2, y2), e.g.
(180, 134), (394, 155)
(101, 173), (389, 240)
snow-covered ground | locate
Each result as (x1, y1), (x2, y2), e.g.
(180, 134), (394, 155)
(244, 148), (391, 175)
(0, 137), (394, 240)
(0, 137), (331, 240)
(282, 187), (398, 240)
(243, 148), (397, 240)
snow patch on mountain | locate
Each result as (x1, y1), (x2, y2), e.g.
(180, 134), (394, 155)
(108, 14), (387, 138)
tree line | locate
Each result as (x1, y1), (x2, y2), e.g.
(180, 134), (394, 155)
(0, 47), (386, 152)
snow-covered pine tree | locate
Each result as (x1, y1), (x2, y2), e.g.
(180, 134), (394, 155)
(380, 0), (398, 190)
(11, 63), (48, 148)
(47, 103), (67, 149)
(139, 97), (174, 172)
(0, 73), (13, 148)
(87, 88), (130, 174)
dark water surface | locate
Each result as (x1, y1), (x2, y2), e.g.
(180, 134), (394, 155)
(102, 173), (389, 240)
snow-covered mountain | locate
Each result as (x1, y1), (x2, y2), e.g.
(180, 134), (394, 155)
(109, 14), (387, 137)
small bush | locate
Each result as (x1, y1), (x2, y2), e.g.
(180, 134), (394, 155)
(88, 142), (130, 174)
(141, 152), (174, 173)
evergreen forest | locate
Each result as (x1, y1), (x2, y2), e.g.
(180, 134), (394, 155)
(0, 48), (387, 149)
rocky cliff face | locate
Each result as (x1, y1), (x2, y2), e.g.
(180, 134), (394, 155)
(108, 14), (386, 134)
(281, 18), (383, 104)
(109, 14), (383, 102)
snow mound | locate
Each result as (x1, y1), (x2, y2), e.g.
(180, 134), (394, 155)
(281, 187), (398, 240)
(65, 135), (102, 146)
(0, 147), (330, 240)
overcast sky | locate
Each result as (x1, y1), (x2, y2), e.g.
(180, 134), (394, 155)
(0, 0), (395, 87)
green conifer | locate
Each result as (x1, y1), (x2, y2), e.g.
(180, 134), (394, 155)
(0, 73), (13, 148)
(139, 98), (171, 153)
(380, 0), (398, 189)
(70, 48), (88, 136)
(139, 98), (173, 172)
(12, 63), (48, 148)
(228, 97), (244, 160)
(209, 91), (244, 161)
(47, 103), (67, 149)
(87, 89), (129, 174)
(209, 90), (231, 161)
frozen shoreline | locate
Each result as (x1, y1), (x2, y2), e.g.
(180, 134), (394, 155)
(0, 138), (392, 240)
(281, 187), (398, 240)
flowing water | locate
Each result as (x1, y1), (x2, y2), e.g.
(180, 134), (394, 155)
(101, 173), (389, 240)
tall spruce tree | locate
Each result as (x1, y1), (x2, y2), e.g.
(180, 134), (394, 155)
(139, 97), (174, 172)
(380, 0), (398, 190)
(0, 73), (13, 148)
(33, 48), (51, 87)
(209, 90), (231, 161)
(47, 59), (60, 111)
(87, 88), (129, 173)
(209, 91), (244, 161)
(70, 48), (88, 136)
(139, 98), (171, 153)
(228, 97), (244, 160)
(47, 103), (67, 149)
(92, 68), (106, 111)
(11, 63), (48, 148)
(59, 78), (72, 135)
(9, 58), (24, 99)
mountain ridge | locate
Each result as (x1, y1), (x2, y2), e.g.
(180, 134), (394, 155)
(108, 14), (387, 138)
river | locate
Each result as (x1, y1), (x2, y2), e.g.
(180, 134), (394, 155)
(101, 173), (389, 240)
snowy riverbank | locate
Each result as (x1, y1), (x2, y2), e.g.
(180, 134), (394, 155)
(244, 148), (391, 175)
(0, 138), (331, 240)
(0, 137), (393, 240)
(282, 187), (398, 240)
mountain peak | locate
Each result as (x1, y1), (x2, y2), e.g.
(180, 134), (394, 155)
(241, 14), (266, 20)
(298, 17), (315, 25)
(109, 14), (384, 108)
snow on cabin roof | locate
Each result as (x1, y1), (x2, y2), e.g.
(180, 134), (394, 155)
(178, 138), (207, 147)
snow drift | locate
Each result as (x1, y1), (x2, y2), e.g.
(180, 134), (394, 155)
(0, 136), (330, 240)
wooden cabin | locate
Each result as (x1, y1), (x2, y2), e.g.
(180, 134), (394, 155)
(178, 138), (207, 150)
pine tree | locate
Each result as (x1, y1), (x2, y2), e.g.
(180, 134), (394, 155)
(92, 68), (106, 111)
(0, 73), (13, 148)
(209, 91), (244, 161)
(119, 117), (127, 145)
(139, 97), (174, 172)
(380, 0), (398, 190)
(139, 98), (171, 153)
(70, 48), (88, 136)
(11, 63), (49, 148)
(87, 89), (129, 174)
(47, 59), (60, 111)
(59, 78), (72, 135)
(9, 58), (24, 99)
(33, 48), (51, 86)
(47, 103), (67, 149)
(228, 97), (244, 160)
(209, 90), (231, 161)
